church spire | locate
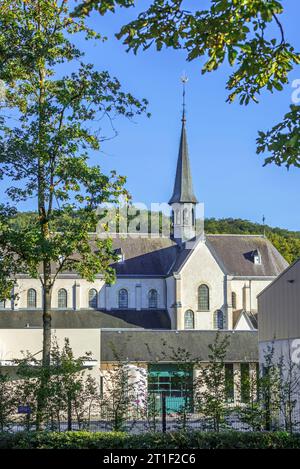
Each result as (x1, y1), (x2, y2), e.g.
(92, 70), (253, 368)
(169, 76), (198, 245)
(168, 76), (198, 205)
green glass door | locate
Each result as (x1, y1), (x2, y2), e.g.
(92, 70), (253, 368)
(148, 364), (193, 413)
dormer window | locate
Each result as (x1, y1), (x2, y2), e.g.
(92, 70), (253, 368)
(115, 248), (125, 263)
(58, 255), (65, 265)
(253, 249), (262, 265)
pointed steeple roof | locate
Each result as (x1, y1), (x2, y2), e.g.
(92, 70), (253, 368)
(169, 111), (198, 205)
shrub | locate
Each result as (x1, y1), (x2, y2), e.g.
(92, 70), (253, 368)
(1, 431), (300, 449)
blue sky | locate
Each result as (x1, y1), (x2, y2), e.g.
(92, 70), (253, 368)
(3, 1), (300, 231)
(83, 0), (300, 231)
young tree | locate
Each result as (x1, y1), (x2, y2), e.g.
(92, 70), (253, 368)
(100, 342), (147, 432)
(237, 349), (300, 433)
(236, 364), (264, 431)
(0, 371), (17, 431)
(0, 1), (147, 371)
(100, 360), (146, 432)
(259, 345), (281, 431)
(194, 332), (231, 432)
(15, 353), (47, 431)
(15, 338), (100, 431)
(277, 350), (300, 433)
(74, 0), (300, 167)
(49, 338), (100, 431)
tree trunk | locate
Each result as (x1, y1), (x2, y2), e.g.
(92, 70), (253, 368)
(67, 396), (72, 431)
(264, 391), (271, 431)
(42, 271), (52, 367)
(36, 263), (52, 430)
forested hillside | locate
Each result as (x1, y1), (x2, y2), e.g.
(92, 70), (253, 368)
(10, 212), (300, 264)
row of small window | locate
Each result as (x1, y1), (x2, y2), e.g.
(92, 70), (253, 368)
(0, 288), (160, 310)
(26, 288), (72, 309)
(118, 288), (158, 309)
(198, 285), (237, 311)
(0, 288), (96, 310)
(184, 309), (226, 330)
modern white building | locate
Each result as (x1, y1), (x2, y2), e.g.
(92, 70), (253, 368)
(258, 258), (300, 373)
(258, 258), (300, 348)
(258, 258), (300, 426)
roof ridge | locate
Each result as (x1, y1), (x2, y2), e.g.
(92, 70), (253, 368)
(206, 234), (265, 237)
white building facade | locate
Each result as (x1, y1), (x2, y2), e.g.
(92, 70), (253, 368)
(0, 113), (288, 332)
(0, 109), (290, 409)
(258, 258), (300, 427)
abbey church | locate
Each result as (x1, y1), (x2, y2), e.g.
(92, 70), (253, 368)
(0, 107), (288, 405)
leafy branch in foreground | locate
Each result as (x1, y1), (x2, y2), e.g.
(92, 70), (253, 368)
(257, 105), (300, 168)
(73, 0), (300, 167)
(0, 0), (147, 372)
(74, 0), (299, 104)
(0, 1), (147, 431)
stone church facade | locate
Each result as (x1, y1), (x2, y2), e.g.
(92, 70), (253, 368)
(0, 110), (287, 332)
(0, 109), (289, 407)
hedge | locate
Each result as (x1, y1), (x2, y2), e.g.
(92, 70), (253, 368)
(1, 431), (300, 449)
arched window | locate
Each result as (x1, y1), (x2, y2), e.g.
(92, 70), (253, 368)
(191, 207), (195, 226)
(0, 299), (6, 309)
(148, 289), (158, 309)
(232, 292), (237, 310)
(183, 208), (189, 225)
(198, 284), (209, 311)
(58, 288), (67, 309)
(214, 310), (225, 330)
(118, 289), (128, 309)
(184, 310), (194, 329)
(89, 289), (98, 309)
(175, 209), (181, 225)
(27, 289), (37, 309)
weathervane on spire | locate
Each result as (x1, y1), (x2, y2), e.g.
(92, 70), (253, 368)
(181, 72), (189, 122)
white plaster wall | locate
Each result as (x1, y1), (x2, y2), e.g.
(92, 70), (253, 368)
(179, 242), (226, 330)
(15, 278), (43, 309)
(77, 279), (106, 309)
(259, 338), (300, 367)
(0, 328), (101, 379)
(166, 276), (176, 328)
(106, 278), (166, 310)
(259, 338), (300, 426)
(230, 280), (244, 311)
(234, 313), (252, 331)
(231, 279), (273, 312)
(250, 280), (273, 311)
(12, 277), (166, 311)
(14, 278), (106, 310)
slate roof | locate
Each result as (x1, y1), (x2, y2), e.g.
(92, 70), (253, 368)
(108, 234), (287, 278)
(19, 233), (287, 279)
(206, 235), (288, 277)
(168, 117), (198, 204)
(101, 330), (258, 363)
(109, 235), (178, 276)
(0, 309), (171, 329)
